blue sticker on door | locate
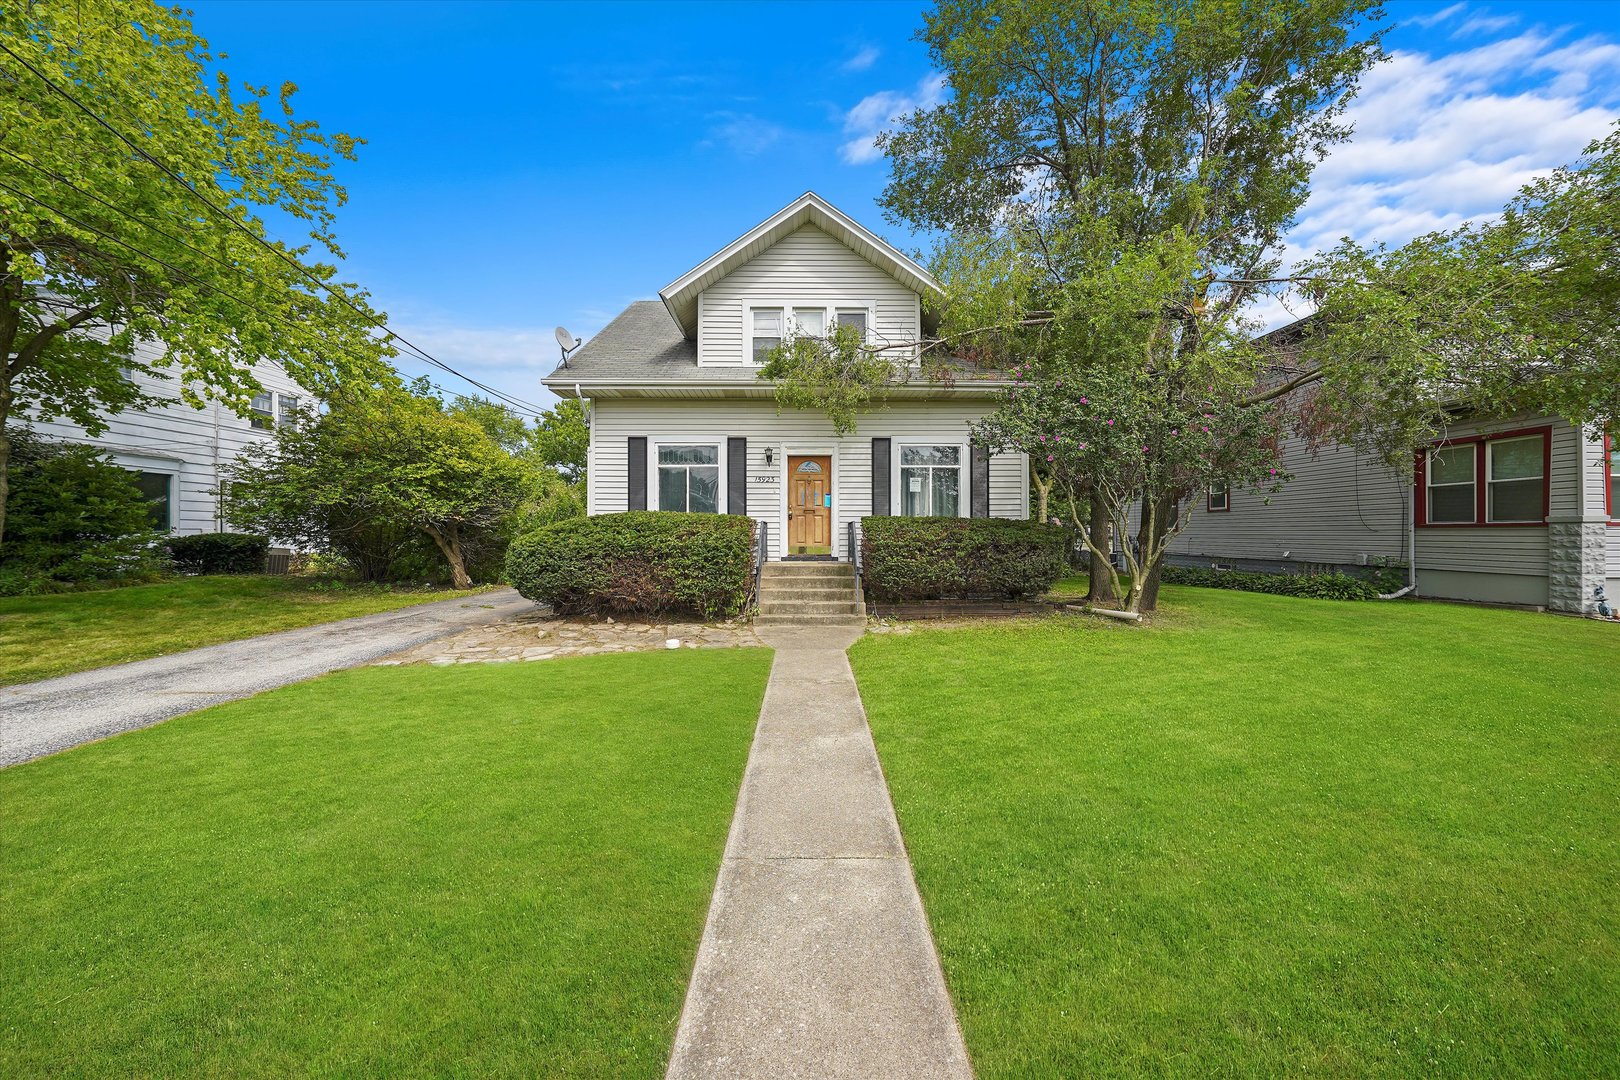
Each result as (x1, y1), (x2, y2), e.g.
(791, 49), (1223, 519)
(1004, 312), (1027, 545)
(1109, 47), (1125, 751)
(823, 494), (832, 508)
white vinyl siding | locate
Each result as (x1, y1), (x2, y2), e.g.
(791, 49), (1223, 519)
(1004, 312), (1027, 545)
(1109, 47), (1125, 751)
(697, 225), (918, 366)
(21, 339), (309, 537)
(587, 398), (1027, 560)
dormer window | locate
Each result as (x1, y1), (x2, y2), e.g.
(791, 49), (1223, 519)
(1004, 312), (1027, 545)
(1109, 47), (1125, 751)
(750, 307), (783, 363)
(792, 307), (825, 339)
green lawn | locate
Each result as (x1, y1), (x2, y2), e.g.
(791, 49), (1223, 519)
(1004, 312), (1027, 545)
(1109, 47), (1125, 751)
(0, 575), (490, 686)
(0, 649), (772, 1078)
(852, 587), (1619, 1077)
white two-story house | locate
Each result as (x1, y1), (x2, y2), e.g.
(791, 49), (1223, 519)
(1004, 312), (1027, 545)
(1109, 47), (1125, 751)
(23, 335), (310, 536)
(542, 192), (1030, 560)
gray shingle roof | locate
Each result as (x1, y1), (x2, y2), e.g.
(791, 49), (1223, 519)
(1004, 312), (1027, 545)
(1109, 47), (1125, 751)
(543, 301), (708, 385)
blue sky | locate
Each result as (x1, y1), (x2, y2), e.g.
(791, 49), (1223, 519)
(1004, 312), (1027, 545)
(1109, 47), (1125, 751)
(187, 0), (1620, 412)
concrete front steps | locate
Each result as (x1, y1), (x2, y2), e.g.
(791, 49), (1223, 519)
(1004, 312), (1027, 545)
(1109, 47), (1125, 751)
(754, 561), (867, 627)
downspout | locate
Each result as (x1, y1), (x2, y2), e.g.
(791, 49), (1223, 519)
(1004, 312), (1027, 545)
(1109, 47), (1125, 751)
(1379, 484), (1417, 600)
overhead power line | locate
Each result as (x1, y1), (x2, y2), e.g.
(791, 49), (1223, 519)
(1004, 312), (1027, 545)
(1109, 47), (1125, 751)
(0, 40), (552, 420)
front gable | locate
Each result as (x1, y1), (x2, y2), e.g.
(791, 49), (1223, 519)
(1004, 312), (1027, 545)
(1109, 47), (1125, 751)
(694, 223), (923, 367)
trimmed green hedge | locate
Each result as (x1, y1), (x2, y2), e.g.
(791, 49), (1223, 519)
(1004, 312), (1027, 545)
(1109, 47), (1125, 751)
(860, 516), (1068, 601)
(505, 512), (756, 619)
(1161, 565), (1381, 600)
(165, 532), (269, 575)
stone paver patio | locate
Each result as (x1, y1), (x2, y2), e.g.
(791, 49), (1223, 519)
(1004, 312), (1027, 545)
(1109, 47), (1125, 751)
(374, 607), (767, 666)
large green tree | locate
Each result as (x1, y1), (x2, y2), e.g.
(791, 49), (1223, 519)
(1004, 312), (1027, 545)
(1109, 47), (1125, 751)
(223, 385), (534, 589)
(876, 0), (1387, 609)
(0, 0), (393, 546)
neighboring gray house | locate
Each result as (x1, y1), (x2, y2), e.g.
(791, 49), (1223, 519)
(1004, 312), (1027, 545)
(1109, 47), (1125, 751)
(23, 336), (310, 536)
(542, 192), (1029, 561)
(1166, 409), (1618, 615)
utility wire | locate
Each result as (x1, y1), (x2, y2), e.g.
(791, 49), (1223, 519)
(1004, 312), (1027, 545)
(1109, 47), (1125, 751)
(0, 40), (553, 419)
(1, 179), (550, 450)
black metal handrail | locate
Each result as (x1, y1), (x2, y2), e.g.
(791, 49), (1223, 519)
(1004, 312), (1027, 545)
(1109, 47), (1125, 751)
(848, 518), (862, 589)
(753, 518), (768, 607)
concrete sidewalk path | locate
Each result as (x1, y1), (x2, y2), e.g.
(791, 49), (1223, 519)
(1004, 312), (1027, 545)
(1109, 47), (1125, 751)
(0, 588), (534, 767)
(666, 625), (973, 1080)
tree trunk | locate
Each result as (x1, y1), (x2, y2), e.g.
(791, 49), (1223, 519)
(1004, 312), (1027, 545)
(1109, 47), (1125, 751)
(1133, 491), (1179, 613)
(1085, 494), (1116, 602)
(424, 525), (473, 590)
(0, 377), (12, 551)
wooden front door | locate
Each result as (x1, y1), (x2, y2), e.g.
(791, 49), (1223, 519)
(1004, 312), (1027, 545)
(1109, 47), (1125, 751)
(787, 455), (832, 554)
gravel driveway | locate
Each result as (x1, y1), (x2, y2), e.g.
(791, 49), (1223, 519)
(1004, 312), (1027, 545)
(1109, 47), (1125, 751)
(0, 588), (534, 767)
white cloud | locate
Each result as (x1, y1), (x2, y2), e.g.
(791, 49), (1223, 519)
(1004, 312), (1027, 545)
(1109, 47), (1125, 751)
(1408, 3), (1466, 29)
(838, 72), (947, 164)
(1452, 12), (1519, 37)
(842, 44), (881, 73)
(702, 112), (784, 157)
(1266, 23), (1620, 328)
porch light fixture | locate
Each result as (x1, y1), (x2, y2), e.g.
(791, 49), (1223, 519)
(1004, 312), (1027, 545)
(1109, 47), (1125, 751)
(763, 446), (776, 467)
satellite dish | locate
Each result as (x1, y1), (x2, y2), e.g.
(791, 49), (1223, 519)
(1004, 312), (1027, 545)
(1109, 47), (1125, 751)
(554, 326), (582, 367)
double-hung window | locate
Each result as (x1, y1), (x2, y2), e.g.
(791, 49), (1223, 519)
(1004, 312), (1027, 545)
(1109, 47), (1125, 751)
(657, 444), (720, 513)
(899, 445), (961, 517)
(1485, 435), (1545, 523)
(1425, 444), (1476, 524)
(750, 308), (783, 364)
(835, 308), (868, 340)
(1207, 482), (1230, 512)
(249, 392), (275, 430)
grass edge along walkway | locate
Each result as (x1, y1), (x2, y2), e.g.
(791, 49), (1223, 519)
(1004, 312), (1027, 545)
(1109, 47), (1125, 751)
(1, 648), (774, 1078)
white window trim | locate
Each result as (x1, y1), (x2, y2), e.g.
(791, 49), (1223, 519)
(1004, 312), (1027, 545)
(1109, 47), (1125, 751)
(1425, 445), (1477, 524)
(649, 436), (728, 513)
(744, 298), (878, 365)
(1484, 434), (1545, 524)
(1207, 482), (1230, 511)
(747, 305), (786, 367)
(891, 439), (970, 519)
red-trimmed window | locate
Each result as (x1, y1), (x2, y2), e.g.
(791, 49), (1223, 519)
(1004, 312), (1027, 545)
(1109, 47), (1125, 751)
(1416, 426), (1552, 527)
(1607, 434), (1618, 523)
(1207, 481), (1230, 512)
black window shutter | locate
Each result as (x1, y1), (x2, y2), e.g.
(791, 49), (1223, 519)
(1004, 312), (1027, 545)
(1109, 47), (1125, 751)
(726, 437), (747, 515)
(971, 444), (990, 518)
(627, 436), (647, 510)
(871, 438), (891, 516)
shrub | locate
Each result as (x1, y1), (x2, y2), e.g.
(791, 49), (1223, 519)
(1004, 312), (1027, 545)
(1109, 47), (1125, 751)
(0, 428), (164, 595)
(165, 532), (269, 574)
(859, 516), (1068, 601)
(505, 511), (757, 619)
(1161, 565), (1380, 600)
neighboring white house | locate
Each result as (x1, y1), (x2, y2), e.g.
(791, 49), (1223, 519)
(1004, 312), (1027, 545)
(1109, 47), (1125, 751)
(1166, 411), (1618, 615)
(541, 192), (1030, 560)
(22, 335), (310, 535)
